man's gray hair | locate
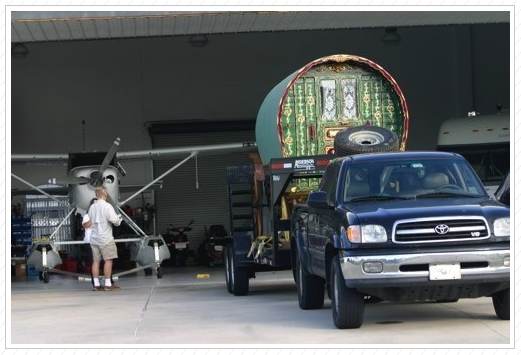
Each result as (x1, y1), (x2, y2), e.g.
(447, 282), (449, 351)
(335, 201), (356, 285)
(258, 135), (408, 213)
(95, 187), (108, 199)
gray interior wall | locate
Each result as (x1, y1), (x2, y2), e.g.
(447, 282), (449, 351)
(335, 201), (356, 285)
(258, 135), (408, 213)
(11, 23), (509, 201)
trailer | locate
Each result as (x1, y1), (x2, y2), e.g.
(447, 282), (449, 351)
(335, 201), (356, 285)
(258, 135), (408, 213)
(223, 54), (410, 295)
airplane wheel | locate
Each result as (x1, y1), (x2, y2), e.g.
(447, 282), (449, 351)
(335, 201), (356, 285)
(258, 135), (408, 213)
(144, 267), (153, 276)
(38, 272), (43, 281)
(156, 267), (163, 279)
(42, 272), (49, 284)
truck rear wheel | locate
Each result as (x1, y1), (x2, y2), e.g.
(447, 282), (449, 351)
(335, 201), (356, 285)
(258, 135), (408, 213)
(296, 255), (324, 309)
(331, 255), (364, 329)
(492, 288), (509, 320)
(334, 126), (399, 157)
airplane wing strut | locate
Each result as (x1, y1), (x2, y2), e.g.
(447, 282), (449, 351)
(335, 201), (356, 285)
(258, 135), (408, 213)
(118, 152), (196, 206)
(11, 173), (70, 207)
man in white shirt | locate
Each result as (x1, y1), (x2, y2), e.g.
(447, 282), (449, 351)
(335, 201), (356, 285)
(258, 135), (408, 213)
(89, 187), (122, 291)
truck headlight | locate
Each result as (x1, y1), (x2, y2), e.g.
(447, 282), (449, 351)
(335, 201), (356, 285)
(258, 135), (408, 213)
(361, 225), (388, 243)
(494, 218), (510, 237)
(347, 225), (388, 243)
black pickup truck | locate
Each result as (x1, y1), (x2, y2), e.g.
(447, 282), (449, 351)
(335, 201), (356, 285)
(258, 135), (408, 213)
(291, 151), (510, 329)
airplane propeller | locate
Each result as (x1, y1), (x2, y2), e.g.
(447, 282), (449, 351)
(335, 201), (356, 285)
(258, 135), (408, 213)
(91, 137), (120, 187)
(48, 138), (121, 187)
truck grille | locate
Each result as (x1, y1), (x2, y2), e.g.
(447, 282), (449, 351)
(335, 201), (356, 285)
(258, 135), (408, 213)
(393, 217), (490, 243)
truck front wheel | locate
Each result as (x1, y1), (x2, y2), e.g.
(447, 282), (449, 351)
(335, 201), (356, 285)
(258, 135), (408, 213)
(331, 255), (364, 329)
(296, 256), (324, 309)
(492, 288), (509, 320)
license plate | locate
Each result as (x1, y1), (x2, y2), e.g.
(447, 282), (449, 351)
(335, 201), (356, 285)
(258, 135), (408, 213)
(214, 245), (223, 251)
(429, 263), (461, 280)
(175, 243), (187, 250)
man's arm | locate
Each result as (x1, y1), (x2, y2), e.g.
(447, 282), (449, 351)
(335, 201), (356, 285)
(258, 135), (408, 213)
(82, 214), (92, 229)
(104, 204), (122, 226)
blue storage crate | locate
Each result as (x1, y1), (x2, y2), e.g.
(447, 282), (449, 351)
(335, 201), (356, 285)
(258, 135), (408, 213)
(12, 217), (31, 224)
(12, 231), (32, 238)
(27, 265), (39, 277)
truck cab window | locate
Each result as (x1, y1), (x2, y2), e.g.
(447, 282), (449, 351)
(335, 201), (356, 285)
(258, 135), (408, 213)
(320, 163), (340, 204)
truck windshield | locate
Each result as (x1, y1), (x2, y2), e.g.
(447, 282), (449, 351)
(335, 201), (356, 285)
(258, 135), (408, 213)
(343, 158), (488, 203)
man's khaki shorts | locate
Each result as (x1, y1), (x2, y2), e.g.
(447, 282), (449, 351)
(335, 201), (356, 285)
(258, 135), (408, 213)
(91, 241), (118, 261)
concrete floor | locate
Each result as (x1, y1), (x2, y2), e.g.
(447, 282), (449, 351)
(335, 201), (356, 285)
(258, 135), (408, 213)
(11, 266), (510, 345)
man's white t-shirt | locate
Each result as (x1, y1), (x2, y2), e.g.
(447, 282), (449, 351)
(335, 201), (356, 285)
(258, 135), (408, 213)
(89, 199), (122, 246)
(82, 214), (91, 243)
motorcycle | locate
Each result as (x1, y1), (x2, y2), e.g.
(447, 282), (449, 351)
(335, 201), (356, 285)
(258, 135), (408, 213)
(168, 219), (194, 266)
(197, 225), (227, 267)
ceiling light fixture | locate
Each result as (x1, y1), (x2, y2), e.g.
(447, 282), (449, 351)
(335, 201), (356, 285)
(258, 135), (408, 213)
(189, 35), (209, 48)
(12, 43), (29, 58)
(382, 28), (401, 46)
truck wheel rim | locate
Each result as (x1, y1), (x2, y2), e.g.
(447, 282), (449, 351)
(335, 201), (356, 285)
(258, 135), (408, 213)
(348, 131), (385, 146)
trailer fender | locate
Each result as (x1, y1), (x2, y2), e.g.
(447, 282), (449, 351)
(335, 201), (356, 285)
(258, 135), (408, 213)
(227, 234), (253, 267)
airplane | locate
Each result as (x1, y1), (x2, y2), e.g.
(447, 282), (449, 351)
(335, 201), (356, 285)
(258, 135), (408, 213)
(11, 138), (256, 283)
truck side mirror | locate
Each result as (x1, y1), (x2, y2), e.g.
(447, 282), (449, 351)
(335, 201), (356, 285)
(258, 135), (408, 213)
(308, 191), (334, 209)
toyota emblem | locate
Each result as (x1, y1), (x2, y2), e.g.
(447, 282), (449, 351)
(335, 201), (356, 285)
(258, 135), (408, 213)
(434, 224), (450, 235)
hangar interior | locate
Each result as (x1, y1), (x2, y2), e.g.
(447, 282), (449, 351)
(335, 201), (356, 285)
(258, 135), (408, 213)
(11, 11), (509, 262)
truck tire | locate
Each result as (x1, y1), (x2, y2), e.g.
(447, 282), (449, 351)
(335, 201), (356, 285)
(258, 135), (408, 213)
(224, 244), (233, 293)
(334, 126), (399, 157)
(228, 243), (249, 296)
(330, 255), (364, 329)
(492, 288), (509, 320)
(296, 255), (324, 309)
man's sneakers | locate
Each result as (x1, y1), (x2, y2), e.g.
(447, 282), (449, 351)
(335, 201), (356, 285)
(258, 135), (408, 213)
(103, 284), (121, 291)
(92, 286), (104, 291)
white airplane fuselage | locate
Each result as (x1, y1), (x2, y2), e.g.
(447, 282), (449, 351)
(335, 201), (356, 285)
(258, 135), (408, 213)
(69, 165), (120, 215)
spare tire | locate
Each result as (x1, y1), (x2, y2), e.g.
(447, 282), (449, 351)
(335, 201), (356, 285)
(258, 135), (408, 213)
(334, 126), (399, 157)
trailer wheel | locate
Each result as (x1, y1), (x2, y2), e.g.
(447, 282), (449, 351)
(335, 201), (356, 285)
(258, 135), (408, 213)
(42, 272), (50, 284)
(331, 255), (364, 329)
(492, 288), (509, 320)
(296, 255), (324, 309)
(230, 244), (249, 296)
(334, 126), (399, 157)
(224, 245), (234, 293)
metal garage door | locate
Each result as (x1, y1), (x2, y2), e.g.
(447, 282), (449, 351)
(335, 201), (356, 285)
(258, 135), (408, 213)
(152, 130), (255, 250)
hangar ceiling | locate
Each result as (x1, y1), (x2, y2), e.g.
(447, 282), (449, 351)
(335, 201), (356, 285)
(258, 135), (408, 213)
(11, 10), (509, 43)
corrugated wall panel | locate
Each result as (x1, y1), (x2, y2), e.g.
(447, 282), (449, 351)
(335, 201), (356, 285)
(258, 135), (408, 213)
(153, 130), (255, 250)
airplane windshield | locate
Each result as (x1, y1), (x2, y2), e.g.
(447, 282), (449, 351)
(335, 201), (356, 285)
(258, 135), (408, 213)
(343, 158), (488, 203)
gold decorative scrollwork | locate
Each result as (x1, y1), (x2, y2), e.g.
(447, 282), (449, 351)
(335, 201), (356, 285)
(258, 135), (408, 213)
(316, 63), (356, 73)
